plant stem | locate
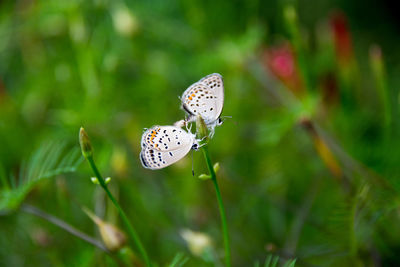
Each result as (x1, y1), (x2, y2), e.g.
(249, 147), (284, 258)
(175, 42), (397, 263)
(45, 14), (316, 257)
(284, 5), (312, 94)
(369, 44), (391, 135)
(86, 156), (151, 267)
(349, 197), (358, 261)
(201, 145), (231, 267)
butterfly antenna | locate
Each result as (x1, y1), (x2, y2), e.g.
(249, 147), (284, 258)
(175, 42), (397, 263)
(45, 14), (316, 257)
(221, 116), (237, 126)
(221, 116), (232, 123)
(221, 115), (232, 119)
(191, 150), (195, 176)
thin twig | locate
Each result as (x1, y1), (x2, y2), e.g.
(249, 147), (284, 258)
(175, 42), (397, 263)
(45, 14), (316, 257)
(283, 177), (320, 255)
(21, 203), (108, 252)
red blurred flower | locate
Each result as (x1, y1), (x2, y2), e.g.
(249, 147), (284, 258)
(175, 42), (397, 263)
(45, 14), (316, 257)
(263, 43), (304, 96)
(331, 11), (354, 65)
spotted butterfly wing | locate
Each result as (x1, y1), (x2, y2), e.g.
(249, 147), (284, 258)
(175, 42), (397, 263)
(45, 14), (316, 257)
(181, 73), (224, 126)
(140, 125), (196, 170)
(141, 126), (194, 151)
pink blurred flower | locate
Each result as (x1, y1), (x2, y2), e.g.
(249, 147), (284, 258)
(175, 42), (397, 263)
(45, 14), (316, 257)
(263, 43), (304, 96)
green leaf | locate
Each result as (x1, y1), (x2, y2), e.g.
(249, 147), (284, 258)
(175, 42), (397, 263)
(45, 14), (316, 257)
(271, 256), (279, 267)
(264, 255), (273, 267)
(168, 252), (189, 267)
(0, 141), (83, 214)
(262, 255), (296, 267)
(283, 259), (297, 267)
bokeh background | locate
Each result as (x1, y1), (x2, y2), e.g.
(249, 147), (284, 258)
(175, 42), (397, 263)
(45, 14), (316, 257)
(1, 0), (400, 266)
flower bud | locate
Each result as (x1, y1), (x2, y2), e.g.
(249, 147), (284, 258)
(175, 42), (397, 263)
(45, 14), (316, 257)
(91, 177), (100, 184)
(83, 207), (127, 252)
(99, 222), (127, 252)
(91, 177), (111, 185)
(180, 229), (212, 257)
(198, 174), (211, 180)
(196, 115), (208, 140)
(213, 162), (220, 173)
(79, 127), (93, 158)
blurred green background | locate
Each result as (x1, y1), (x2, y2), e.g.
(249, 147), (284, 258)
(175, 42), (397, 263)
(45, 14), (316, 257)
(1, 0), (400, 266)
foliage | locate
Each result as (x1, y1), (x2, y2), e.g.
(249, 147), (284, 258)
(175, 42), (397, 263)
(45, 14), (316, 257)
(254, 255), (296, 267)
(0, 142), (82, 214)
(169, 253), (189, 267)
(1, 0), (400, 266)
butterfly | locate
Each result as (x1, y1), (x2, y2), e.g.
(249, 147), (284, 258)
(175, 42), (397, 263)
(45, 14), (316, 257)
(181, 73), (224, 134)
(140, 125), (199, 170)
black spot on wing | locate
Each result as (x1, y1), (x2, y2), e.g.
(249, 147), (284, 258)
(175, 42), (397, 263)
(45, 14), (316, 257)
(140, 152), (149, 168)
(182, 103), (195, 115)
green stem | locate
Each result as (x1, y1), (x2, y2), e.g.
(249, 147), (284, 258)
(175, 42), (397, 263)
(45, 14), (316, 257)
(349, 197), (358, 261)
(201, 146), (231, 267)
(369, 45), (391, 135)
(86, 156), (151, 267)
(284, 5), (312, 94)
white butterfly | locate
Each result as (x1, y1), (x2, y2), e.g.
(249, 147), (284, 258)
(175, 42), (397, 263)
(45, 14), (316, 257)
(140, 125), (199, 170)
(181, 73), (224, 134)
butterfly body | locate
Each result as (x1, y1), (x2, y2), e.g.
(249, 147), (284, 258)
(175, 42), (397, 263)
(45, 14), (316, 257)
(140, 125), (198, 170)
